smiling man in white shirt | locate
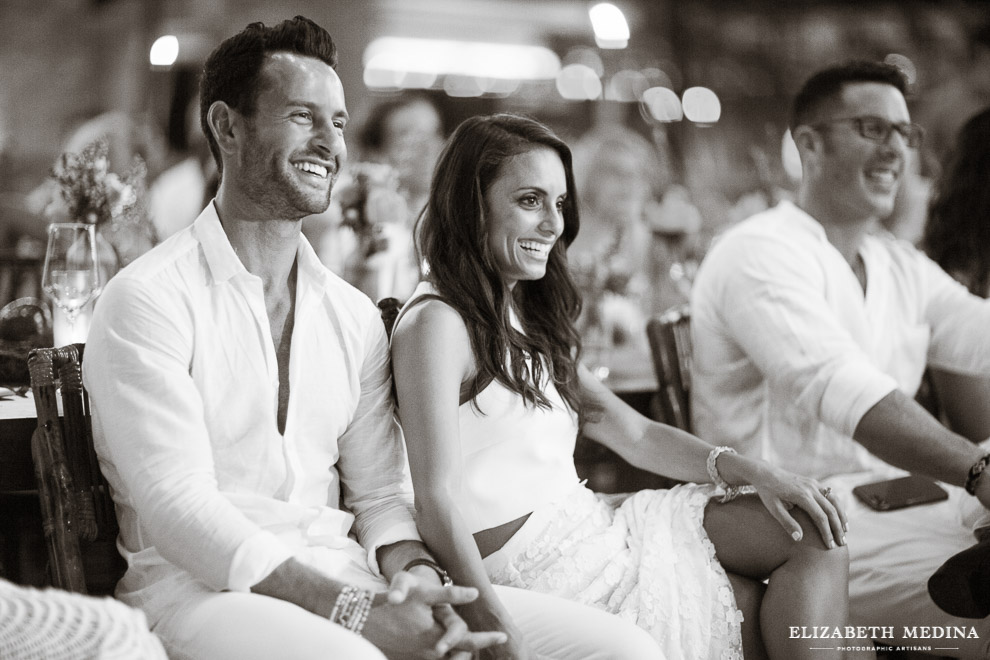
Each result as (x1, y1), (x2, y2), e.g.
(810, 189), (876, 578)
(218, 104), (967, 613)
(82, 16), (506, 660)
(691, 61), (990, 657)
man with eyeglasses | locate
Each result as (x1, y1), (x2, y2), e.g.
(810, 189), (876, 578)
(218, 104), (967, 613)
(691, 60), (990, 656)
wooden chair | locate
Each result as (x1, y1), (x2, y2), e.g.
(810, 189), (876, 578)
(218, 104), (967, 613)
(645, 304), (693, 433)
(377, 296), (402, 341)
(28, 343), (123, 595)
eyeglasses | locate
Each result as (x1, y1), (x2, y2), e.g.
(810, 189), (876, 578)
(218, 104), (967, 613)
(809, 115), (925, 149)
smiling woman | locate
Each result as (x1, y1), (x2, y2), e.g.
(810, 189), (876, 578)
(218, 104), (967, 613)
(392, 113), (857, 660)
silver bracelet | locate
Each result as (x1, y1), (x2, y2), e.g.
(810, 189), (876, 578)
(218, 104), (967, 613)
(329, 585), (374, 636)
(706, 446), (755, 503)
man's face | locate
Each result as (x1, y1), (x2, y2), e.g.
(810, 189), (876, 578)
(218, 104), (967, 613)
(236, 52), (349, 220)
(811, 82), (911, 223)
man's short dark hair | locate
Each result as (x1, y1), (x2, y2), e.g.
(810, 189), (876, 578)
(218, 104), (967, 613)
(790, 61), (908, 131)
(199, 16), (337, 176)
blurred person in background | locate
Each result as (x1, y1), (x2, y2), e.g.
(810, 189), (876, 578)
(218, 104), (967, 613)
(304, 92), (444, 302)
(148, 77), (218, 241)
(568, 125), (702, 379)
(921, 105), (990, 622)
(919, 106), (990, 471)
(692, 60), (990, 657)
(359, 92), (445, 219)
(923, 106), (990, 299)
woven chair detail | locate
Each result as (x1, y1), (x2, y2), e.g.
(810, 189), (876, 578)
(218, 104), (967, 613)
(28, 344), (122, 595)
(646, 304), (693, 433)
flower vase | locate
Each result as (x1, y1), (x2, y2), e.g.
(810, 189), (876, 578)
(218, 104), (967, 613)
(51, 227), (118, 347)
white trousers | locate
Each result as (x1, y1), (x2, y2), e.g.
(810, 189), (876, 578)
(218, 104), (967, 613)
(827, 471), (990, 660)
(152, 584), (662, 660)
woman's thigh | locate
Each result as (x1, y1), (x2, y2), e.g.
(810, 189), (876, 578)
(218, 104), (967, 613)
(494, 585), (661, 660)
(703, 495), (837, 579)
(154, 591), (386, 660)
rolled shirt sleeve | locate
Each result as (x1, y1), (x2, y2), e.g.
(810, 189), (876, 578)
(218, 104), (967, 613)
(336, 310), (421, 575)
(710, 229), (899, 437)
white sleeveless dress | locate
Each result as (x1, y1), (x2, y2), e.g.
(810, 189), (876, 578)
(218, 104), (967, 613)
(397, 283), (744, 660)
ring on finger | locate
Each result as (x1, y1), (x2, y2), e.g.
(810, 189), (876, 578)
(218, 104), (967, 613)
(820, 486), (832, 498)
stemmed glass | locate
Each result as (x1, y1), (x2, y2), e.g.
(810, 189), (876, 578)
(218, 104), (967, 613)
(41, 223), (102, 340)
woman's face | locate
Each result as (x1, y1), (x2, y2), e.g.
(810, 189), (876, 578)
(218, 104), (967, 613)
(484, 146), (568, 289)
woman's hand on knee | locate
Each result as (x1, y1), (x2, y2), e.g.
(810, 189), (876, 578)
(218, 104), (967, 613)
(752, 468), (848, 549)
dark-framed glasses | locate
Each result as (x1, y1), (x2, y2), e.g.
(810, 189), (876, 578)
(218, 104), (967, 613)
(811, 115), (925, 149)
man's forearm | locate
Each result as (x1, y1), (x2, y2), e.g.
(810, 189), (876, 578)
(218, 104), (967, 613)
(377, 539), (437, 583)
(252, 557), (344, 618)
(854, 389), (986, 487)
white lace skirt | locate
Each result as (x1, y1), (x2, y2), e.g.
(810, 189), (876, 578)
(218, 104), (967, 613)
(483, 482), (744, 660)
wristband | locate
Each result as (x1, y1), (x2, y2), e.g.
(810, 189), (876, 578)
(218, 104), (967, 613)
(965, 454), (990, 496)
(403, 558), (453, 586)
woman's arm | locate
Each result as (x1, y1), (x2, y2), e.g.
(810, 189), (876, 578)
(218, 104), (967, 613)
(391, 300), (530, 659)
(578, 365), (847, 547)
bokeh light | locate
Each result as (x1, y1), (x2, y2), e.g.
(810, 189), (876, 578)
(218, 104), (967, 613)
(681, 87), (721, 124)
(556, 63), (603, 100)
(641, 87), (683, 122)
(589, 3), (630, 49)
(149, 35), (179, 67)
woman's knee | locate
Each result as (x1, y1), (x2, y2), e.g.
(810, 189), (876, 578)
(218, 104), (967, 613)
(789, 508), (850, 568)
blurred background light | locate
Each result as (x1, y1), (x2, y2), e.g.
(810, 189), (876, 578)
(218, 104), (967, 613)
(781, 129), (803, 181)
(589, 3), (630, 49)
(682, 86), (721, 124)
(604, 69), (649, 102)
(556, 63), (603, 100)
(363, 37), (561, 90)
(641, 86), (683, 122)
(149, 35), (179, 67)
(884, 53), (918, 85)
(443, 75), (486, 98)
(562, 46), (605, 78)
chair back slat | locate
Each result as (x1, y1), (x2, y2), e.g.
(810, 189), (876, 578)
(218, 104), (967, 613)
(646, 304), (693, 432)
(28, 343), (123, 595)
(377, 297), (402, 341)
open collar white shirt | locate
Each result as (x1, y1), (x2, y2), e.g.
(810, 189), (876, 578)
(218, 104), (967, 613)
(691, 200), (990, 479)
(83, 203), (419, 612)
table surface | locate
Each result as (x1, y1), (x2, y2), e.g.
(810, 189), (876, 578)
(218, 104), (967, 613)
(0, 391), (38, 421)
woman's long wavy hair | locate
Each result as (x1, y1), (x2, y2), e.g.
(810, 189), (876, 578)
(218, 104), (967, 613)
(418, 113), (584, 414)
(923, 107), (990, 297)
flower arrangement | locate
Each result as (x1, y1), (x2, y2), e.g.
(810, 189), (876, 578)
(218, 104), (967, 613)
(46, 138), (156, 267)
(50, 138), (147, 227)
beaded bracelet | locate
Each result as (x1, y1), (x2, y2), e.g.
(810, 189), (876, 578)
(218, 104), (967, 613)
(965, 454), (990, 496)
(329, 585), (374, 636)
(706, 446), (756, 503)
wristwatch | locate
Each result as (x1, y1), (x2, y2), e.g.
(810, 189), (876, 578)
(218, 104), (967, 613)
(403, 558), (453, 586)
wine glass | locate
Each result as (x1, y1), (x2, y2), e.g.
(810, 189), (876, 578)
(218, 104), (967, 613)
(41, 223), (102, 336)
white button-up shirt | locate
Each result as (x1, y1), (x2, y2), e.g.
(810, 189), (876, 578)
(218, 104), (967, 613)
(84, 204), (420, 616)
(691, 201), (990, 479)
